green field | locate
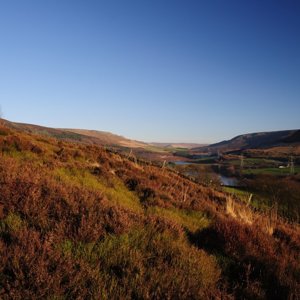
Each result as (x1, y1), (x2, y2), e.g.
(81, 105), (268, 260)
(223, 186), (271, 211)
(242, 166), (300, 175)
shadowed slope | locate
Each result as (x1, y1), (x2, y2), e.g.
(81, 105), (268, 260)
(194, 130), (300, 153)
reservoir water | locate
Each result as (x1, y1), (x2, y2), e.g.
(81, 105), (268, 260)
(173, 161), (239, 187)
(219, 175), (239, 187)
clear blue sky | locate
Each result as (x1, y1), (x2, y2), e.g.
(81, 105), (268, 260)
(0, 0), (299, 143)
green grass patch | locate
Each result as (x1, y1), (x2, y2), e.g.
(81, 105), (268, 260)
(223, 186), (271, 211)
(147, 206), (210, 233)
(145, 145), (171, 153)
(223, 186), (251, 201)
(54, 167), (142, 212)
(0, 212), (25, 233)
(2, 149), (36, 160)
(57, 226), (220, 299)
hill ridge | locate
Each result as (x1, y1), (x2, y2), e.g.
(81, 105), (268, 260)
(194, 129), (300, 153)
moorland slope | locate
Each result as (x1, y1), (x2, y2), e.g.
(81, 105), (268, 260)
(0, 121), (299, 299)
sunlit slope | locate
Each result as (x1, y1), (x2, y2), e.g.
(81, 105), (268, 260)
(1, 119), (146, 148)
(64, 128), (147, 148)
(0, 120), (299, 299)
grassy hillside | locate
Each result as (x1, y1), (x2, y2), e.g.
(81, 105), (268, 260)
(0, 122), (300, 299)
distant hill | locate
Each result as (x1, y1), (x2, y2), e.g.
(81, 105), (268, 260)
(4, 119), (196, 150)
(150, 142), (207, 149)
(1, 119), (146, 148)
(0, 119), (204, 162)
(194, 129), (300, 153)
(5, 119), (299, 157)
(63, 129), (147, 148)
